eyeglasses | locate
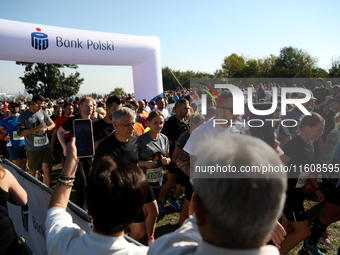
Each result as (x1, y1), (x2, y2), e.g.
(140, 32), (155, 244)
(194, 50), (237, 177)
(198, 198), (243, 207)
(217, 106), (233, 113)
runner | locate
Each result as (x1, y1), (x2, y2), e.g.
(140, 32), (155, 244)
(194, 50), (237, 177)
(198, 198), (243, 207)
(58, 97), (97, 208)
(17, 95), (55, 186)
(0, 101), (27, 170)
(137, 110), (170, 244)
(51, 102), (74, 167)
(93, 95), (121, 149)
(93, 107), (146, 243)
(279, 113), (325, 255)
(158, 99), (190, 213)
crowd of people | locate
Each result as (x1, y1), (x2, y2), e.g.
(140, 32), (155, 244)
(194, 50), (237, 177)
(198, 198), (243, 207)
(0, 77), (340, 254)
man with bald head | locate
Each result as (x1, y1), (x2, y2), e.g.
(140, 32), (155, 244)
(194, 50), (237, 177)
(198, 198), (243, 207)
(137, 100), (149, 119)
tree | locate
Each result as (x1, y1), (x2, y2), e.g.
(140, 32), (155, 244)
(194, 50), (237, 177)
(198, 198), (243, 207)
(277, 46), (317, 77)
(328, 57), (340, 78)
(16, 62), (83, 98)
(221, 53), (247, 77)
(110, 87), (126, 96)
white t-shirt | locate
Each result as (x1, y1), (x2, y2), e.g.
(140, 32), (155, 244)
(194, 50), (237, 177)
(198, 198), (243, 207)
(153, 107), (170, 120)
(183, 117), (242, 156)
(148, 216), (279, 255)
(45, 207), (148, 255)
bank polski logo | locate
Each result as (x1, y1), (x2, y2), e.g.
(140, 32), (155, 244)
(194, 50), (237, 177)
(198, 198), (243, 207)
(31, 28), (48, 50)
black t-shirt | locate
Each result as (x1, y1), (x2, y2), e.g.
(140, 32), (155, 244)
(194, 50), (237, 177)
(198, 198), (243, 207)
(313, 87), (330, 108)
(282, 135), (315, 206)
(61, 115), (98, 135)
(161, 115), (189, 153)
(161, 115), (189, 170)
(50, 114), (58, 122)
(321, 110), (336, 142)
(93, 119), (114, 142)
(93, 134), (138, 166)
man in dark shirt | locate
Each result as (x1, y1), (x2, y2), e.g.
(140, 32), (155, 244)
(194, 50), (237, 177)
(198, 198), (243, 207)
(93, 107), (146, 242)
(57, 97), (97, 208)
(93, 96), (121, 149)
(321, 94), (340, 142)
(158, 99), (190, 212)
(313, 77), (330, 114)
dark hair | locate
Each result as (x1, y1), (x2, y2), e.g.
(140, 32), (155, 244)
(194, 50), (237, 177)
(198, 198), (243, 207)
(106, 96), (121, 109)
(175, 99), (189, 109)
(53, 105), (62, 110)
(156, 97), (163, 103)
(64, 102), (73, 109)
(32, 94), (46, 103)
(217, 91), (233, 107)
(86, 156), (148, 234)
(298, 112), (324, 133)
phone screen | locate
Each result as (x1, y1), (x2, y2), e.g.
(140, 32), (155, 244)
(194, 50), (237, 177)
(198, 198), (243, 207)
(73, 119), (94, 158)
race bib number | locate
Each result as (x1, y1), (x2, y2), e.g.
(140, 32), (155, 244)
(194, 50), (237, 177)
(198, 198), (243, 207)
(13, 131), (24, 141)
(295, 172), (309, 188)
(146, 167), (163, 183)
(34, 136), (48, 147)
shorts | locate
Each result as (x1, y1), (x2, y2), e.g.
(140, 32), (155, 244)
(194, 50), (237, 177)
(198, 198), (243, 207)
(134, 210), (145, 223)
(176, 167), (189, 187)
(185, 180), (193, 201)
(283, 203), (307, 222)
(167, 162), (176, 174)
(7, 145), (26, 161)
(326, 181), (340, 206)
(26, 147), (52, 170)
(145, 185), (156, 204)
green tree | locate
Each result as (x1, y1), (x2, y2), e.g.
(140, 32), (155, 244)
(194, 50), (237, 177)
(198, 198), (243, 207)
(328, 57), (340, 78)
(89, 92), (98, 98)
(110, 87), (126, 96)
(16, 62), (83, 98)
(277, 46), (317, 77)
(221, 53), (246, 77)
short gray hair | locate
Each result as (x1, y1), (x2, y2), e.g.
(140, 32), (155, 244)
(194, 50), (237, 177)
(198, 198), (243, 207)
(193, 133), (286, 247)
(112, 107), (136, 124)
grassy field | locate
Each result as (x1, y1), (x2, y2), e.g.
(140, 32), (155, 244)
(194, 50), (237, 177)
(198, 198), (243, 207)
(20, 160), (340, 254)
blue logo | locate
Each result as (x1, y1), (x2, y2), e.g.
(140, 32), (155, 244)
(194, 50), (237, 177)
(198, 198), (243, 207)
(31, 28), (48, 50)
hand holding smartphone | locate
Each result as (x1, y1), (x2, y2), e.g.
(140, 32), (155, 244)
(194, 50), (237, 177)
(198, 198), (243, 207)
(73, 119), (95, 158)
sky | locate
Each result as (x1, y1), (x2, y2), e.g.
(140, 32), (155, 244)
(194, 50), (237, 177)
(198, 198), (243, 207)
(0, 0), (339, 95)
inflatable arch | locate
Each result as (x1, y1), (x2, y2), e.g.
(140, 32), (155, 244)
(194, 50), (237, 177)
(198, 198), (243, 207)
(0, 19), (163, 100)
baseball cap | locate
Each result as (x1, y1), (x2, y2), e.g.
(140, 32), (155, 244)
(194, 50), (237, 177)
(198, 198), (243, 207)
(9, 102), (19, 108)
(149, 100), (156, 106)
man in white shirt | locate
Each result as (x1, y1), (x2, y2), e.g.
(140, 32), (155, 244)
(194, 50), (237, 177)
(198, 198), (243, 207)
(45, 138), (149, 255)
(153, 97), (169, 120)
(148, 133), (287, 255)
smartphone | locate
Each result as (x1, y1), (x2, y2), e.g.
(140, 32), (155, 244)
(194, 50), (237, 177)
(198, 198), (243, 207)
(73, 119), (95, 158)
(249, 103), (275, 149)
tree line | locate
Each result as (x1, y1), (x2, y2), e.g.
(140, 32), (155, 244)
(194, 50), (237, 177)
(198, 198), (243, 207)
(16, 46), (340, 97)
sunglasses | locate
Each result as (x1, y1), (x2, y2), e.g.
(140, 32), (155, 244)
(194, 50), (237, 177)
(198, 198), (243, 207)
(32, 102), (43, 107)
(217, 106), (234, 113)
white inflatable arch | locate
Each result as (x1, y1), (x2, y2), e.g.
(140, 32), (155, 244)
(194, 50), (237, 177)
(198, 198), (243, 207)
(0, 19), (163, 101)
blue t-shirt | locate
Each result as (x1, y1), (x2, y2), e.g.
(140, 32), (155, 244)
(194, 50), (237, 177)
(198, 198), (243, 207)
(0, 114), (25, 147)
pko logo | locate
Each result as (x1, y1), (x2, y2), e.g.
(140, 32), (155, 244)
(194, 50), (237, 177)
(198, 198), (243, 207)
(31, 28), (48, 50)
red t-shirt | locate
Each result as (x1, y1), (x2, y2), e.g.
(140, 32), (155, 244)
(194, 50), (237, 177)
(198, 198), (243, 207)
(55, 115), (74, 141)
